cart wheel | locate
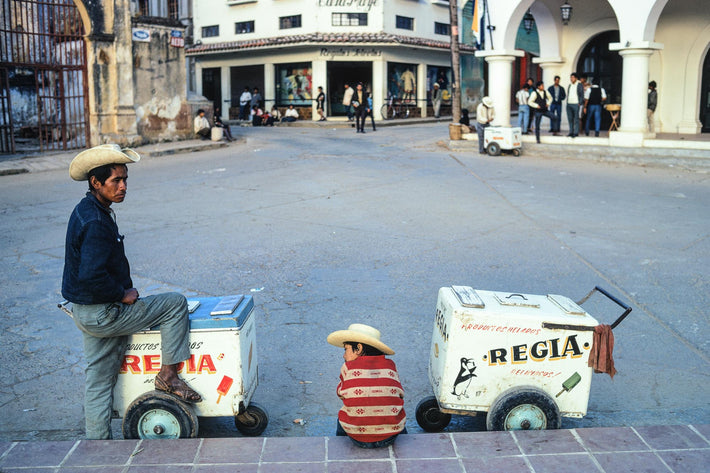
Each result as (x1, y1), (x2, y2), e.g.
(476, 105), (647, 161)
(234, 402), (268, 436)
(486, 142), (501, 156)
(486, 386), (560, 431)
(122, 390), (199, 439)
(512, 148), (521, 157)
(415, 396), (451, 432)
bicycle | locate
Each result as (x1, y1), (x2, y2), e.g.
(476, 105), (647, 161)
(380, 94), (412, 120)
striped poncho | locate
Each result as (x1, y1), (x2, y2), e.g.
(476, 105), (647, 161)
(337, 355), (406, 443)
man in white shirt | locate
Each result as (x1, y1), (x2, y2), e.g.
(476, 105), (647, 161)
(239, 87), (252, 121)
(342, 84), (355, 121)
(193, 109), (210, 139)
(566, 73), (584, 137)
(583, 79), (607, 137)
(515, 84), (530, 134)
(476, 96), (494, 154)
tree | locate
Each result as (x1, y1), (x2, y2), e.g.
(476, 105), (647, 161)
(448, 0), (461, 123)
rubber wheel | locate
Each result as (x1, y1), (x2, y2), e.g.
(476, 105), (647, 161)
(415, 396), (451, 432)
(486, 142), (501, 156)
(234, 402), (268, 436)
(486, 386), (560, 431)
(512, 148), (521, 157)
(122, 390), (199, 439)
(381, 104), (394, 120)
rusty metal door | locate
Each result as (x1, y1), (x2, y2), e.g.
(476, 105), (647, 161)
(0, 0), (89, 154)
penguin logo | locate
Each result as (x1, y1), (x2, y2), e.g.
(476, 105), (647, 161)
(451, 357), (477, 399)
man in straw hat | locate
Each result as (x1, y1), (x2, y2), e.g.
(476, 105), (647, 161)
(327, 323), (406, 448)
(62, 144), (202, 439)
(476, 96), (495, 154)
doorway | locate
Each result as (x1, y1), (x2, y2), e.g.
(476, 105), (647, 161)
(327, 62), (373, 116)
(201, 67), (222, 114)
(701, 48), (710, 133)
(230, 65), (264, 119)
(577, 31), (622, 130)
(0, 0), (89, 154)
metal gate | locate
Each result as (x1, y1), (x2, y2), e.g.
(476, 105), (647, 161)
(0, 0), (89, 154)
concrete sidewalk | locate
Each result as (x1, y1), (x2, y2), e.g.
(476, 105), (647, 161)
(0, 425), (707, 472)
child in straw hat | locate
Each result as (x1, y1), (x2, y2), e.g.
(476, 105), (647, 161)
(327, 323), (406, 448)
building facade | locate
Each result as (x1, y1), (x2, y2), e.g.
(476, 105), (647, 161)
(187, 0), (481, 120)
(477, 0), (710, 145)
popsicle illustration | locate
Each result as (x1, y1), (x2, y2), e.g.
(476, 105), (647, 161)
(556, 372), (581, 397)
(216, 375), (233, 404)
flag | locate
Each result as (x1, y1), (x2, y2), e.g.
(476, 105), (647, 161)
(472, 0), (479, 34)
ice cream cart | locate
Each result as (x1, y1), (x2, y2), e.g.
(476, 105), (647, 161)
(416, 286), (631, 432)
(61, 294), (268, 439)
(484, 126), (522, 156)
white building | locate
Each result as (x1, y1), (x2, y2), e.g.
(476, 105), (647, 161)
(187, 0), (480, 120)
(478, 0), (710, 145)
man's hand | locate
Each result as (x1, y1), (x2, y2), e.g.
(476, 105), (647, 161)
(121, 288), (139, 305)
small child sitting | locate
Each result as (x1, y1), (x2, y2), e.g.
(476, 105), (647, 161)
(327, 323), (406, 448)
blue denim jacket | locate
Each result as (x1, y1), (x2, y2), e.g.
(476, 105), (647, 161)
(62, 192), (132, 304)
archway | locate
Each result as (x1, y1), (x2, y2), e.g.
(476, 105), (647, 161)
(0, 0), (89, 153)
(701, 48), (710, 133)
(577, 31), (622, 130)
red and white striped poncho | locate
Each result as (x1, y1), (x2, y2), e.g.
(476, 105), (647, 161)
(337, 355), (406, 443)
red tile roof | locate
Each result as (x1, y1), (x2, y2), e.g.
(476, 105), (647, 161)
(185, 32), (477, 55)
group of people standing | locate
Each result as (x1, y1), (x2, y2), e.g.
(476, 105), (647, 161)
(342, 83), (376, 133)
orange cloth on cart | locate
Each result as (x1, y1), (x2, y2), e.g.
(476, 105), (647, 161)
(587, 324), (617, 379)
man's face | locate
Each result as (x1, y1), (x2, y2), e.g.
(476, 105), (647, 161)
(554, 77), (560, 85)
(92, 165), (128, 207)
(357, 84), (362, 91)
(570, 75), (577, 83)
(538, 83), (545, 91)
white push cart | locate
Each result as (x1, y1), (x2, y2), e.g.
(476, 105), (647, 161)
(60, 294), (268, 439)
(483, 126), (523, 156)
(416, 286), (631, 432)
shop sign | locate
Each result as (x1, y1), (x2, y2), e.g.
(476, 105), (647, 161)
(318, 0), (378, 11)
(132, 28), (151, 42)
(320, 47), (382, 60)
(170, 30), (184, 48)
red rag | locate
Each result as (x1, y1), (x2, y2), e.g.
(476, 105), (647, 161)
(587, 324), (617, 379)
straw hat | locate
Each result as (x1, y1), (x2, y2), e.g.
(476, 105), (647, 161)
(69, 144), (141, 181)
(327, 323), (394, 355)
(433, 83), (440, 88)
(481, 96), (493, 108)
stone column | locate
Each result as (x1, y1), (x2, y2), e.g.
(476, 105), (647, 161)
(417, 63), (427, 118)
(311, 59), (327, 120)
(263, 63), (275, 111)
(609, 42), (662, 146)
(533, 58), (564, 89)
(372, 59), (385, 118)
(476, 51), (523, 127)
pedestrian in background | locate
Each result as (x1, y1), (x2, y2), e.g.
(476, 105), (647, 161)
(566, 73), (584, 137)
(342, 84), (354, 121)
(476, 96), (494, 154)
(251, 87), (263, 109)
(528, 81), (553, 144)
(548, 76), (566, 135)
(353, 83), (368, 133)
(316, 86), (327, 121)
(213, 107), (234, 142)
(193, 109), (211, 140)
(584, 79), (607, 137)
(515, 83), (530, 134)
(239, 87), (252, 121)
(432, 83), (442, 118)
(366, 95), (376, 131)
(647, 81), (657, 133)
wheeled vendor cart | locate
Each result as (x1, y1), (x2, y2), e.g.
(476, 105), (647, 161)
(59, 294), (268, 439)
(483, 126), (522, 156)
(416, 286), (631, 432)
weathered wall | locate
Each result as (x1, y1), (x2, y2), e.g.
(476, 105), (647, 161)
(132, 20), (192, 141)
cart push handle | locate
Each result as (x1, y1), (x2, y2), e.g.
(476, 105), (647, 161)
(542, 286), (632, 332)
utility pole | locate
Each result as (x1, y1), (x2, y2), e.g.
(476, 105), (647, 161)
(448, 0), (461, 123)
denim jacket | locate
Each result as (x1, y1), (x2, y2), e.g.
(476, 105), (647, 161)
(62, 192), (132, 304)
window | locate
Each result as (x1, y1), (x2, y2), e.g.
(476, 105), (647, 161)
(168, 0), (179, 19)
(396, 16), (414, 31)
(332, 13), (368, 26)
(202, 25), (219, 37)
(138, 0), (150, 16)
(279, 15), (302, 29)
(434, 22), (450, 35)
(276, 63), (312, 106)
(235, 21), (255, 34)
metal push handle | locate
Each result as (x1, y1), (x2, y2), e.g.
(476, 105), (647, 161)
(542, 286), (632, 332)
(576, 286), (632, 329)
(57, 300), (74, 318)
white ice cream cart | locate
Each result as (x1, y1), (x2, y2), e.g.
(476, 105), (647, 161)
(416, 286), (631, 432)
(62, 294), (268, 439)
(484, 126), (522, 156)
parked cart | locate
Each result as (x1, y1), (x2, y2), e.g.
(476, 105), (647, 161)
(484, 126), (522, 156)
(416, 286), (631, 432)
(60, 294), (268, 439)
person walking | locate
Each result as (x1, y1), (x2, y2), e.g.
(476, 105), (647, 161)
(432, 83), (443, 118)
(342, 84), (354, 121)
(528, 81), (553, 144)
(647, 81), (657, 133)
(316, 86), (327, 121)
(62, 144), (202, 439)
(548, 76), (566, 135)
(515, 83), (530, 134)
(353, 83), (368, 133)
(366, 95), (376, 131)
(584, 79), (607, 137)
(566, 73), (584, 137)
(476, 96), (494, 154)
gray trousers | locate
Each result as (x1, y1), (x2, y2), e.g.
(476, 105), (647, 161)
(567, 103), (580, 136)
(72, 292), (190, 439)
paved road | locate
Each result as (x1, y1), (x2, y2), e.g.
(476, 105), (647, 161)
(0, 124), (708, 441)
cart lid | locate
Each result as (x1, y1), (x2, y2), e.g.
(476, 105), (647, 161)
(186, 295), (254, 330)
